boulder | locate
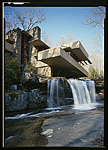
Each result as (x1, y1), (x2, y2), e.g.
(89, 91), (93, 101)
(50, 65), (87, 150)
(9, 85), (17, 90)
(20, 72), (39, 83)
(5, 92), (28, 112)
(5, 89), (47, 112)
(27, 90), (47, 109)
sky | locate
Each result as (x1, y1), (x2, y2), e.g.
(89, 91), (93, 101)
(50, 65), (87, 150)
(38, 7), (104, 53)
(4, 6), (104, 67)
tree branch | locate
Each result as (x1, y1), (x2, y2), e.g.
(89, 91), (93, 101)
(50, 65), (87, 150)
(84, 6), (105, 29)
(5, 8), (46, 31)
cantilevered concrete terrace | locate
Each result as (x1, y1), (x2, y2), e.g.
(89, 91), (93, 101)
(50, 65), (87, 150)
(38, 41), (92, 78)
(29, 38), (50, 51)
(61, 41), (92, 65)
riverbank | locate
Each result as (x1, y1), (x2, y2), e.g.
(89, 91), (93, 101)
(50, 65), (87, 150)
(5, 101), (104, 147)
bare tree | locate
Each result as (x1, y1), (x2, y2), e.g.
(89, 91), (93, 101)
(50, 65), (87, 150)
(5, 7), (19, 31)
(89, 53), (103, 73)
(42, 31), (53, 47)
(5, 7), (46, 32)
(90, 30), (104, 74)
(84, 6), (106, 29)
(56, 34), (74, 46)
(5, 17), (18, 32)
(84, 6), (105, 74)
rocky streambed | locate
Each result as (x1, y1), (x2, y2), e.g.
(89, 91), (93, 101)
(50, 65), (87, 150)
(4, 101), (104, 147)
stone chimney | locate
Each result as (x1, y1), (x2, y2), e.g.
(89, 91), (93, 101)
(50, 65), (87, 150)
(28, 26), (41, 40)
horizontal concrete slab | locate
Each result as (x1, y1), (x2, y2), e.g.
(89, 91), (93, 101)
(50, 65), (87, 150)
(36, 60), (48, 68)
(29, 38), (50, 50)
(5, 35), (13, 44)
(61, 41), (90, 62)
(38, 47), (88, 77)
(5, 41), (13, 52)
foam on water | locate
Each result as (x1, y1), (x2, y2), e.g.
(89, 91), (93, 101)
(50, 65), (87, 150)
(73, 103), (96, 110)
(5, 110), (61, 120)
(74, 102), (103, 111)
(5, 112), (33, 120)
(5, 136), (16, 142)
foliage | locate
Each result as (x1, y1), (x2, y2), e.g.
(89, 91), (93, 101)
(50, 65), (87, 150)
(5, 53), (21, 89)
(88, 66), (99, 79)
(24, 61), (37, 74)
(100, 70), (104, 77)
(23, 81), (47, 91)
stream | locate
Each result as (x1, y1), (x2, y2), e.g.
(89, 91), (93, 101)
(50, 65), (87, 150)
(4, 100), (104, 147)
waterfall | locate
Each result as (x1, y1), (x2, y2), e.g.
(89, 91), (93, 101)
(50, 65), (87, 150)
(47, 78), (65, 108)
(86, 80), (96, 103)
(67, 79), (96, 110)
(47, 78), (96, 109)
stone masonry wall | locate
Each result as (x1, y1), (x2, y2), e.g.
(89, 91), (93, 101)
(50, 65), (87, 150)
(13, 28), (22, 64)
(30, 46), (38, 67)
(28, 26), (41, 40)
(6, 26), (51, 78)
(38, 66), (51, 77)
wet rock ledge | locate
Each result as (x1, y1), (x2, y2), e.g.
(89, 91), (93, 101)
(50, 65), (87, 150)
(5, 89), (47, 112)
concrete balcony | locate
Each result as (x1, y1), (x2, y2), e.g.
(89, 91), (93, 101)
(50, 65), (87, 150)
(5, 41), (14, 52)
(61, 41), (92, 64)
(36, 61), (48, 68)
(38, 46), (88, 78)
(5, 35), (13, 44)
(29, 38), (50, 51)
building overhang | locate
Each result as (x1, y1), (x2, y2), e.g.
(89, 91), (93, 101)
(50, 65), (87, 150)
(28, 38), (50, 50)
(5, 34), (13, 44)
(5, 41), (13, 52)
(61, 41), (92, 64)
(38, 47), (88, 78)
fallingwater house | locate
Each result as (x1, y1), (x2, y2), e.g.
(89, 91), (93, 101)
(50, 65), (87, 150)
(5, 26), (92, 79)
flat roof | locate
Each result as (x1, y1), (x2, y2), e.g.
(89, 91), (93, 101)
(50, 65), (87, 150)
(28, 38), (50, 50)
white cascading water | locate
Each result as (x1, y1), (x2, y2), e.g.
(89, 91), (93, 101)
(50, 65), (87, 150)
(67, 79), (96, 110)
(47, 78), (97, 110)
(47, 78), (65, 108)
(86, 80), (96, 103)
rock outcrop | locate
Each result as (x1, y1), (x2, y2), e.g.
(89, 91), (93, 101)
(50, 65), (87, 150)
(5, 89), (47, 112)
